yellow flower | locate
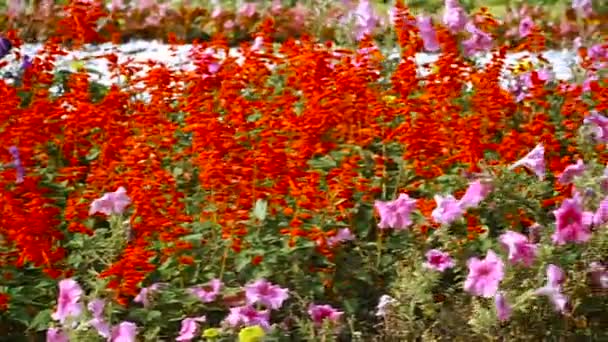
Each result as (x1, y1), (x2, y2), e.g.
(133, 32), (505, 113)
(513, 60), (533, 75)
(382, 95), (397, 103)
(238, 325), (265, 342)
(202, 328), (221, 339)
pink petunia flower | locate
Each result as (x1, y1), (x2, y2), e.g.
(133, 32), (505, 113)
(552, 195), (593, 245)
(423, 249), (455, 272)
(244, 279), (289, 310)
(535, 264), (569, 313)
(462, 22), (493, 56)
(52, 279), (84, 324)
(464, 250), (505, 298)
(374, 193), (417, 230)
(431, 194), (464, 225)
(376, 295), (396, 317)
(498, 231), (538, 267)
(584, 111), (608, 143)
(308, 304), (343, 326)
(327, 228), (356, 247)
(557, 159), (586, 184)
(416, 16), (440, 52)
(134, 283), (165, 307)
(442, 0), (468, 32)
(176, 316), (206, 342)
(224, 305), (270, 330)
(509, 143), (545, 180)
(519, 16), (534, 37)
(46, 328), (69, 342)
(111, 321), (137, 342)
(494, 292), (512, 321)
(458, 180), (492, 209)
(593, 196), (608, 227)
(88, 299), (110, 338)
(189, 278), (222, 303)
(89, 187), (131, 216)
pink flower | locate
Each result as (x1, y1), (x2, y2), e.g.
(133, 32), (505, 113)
(111, 321), (137, 342)
(224, 305), (270, 330)
(498, 231), (538, 267)
(52, 279), (84, 324)
(351, 0), (380, 40)
(244, 279), (289, 310)
(176, 316), (206, 341)
(327, 228), (355, 246)
(494, 292), (512, 321)
(134, 283), (165, 307)
(189, 278), (222, 303)
(535, 264), (568, 313)
(238, 2), (257, 18)
(458, 180), (492, 209)
(89, 187), (131, 216)
(431, 194), (464, 225)
(308, 304), (343, 326)
(509, 143), (545, 180)
(584, 111), (608, 143)
(376, 295), (396, 317)
(416, 16), (440, 52)
(423, 249), (455, 272)
(593, 197), (608, 226)
(464, 250), (505, 298)
(462, 22), (493, 56)
(442, 0), (468, 32)
(552, 195), (593, 245)
(519, 16), (534, 37)
(572, 0), (593, 17)
(88, 299), (110, 338)
(374, 193), (417, 230)
(46, 328), (69, 342)
(558, 159), (586, 184)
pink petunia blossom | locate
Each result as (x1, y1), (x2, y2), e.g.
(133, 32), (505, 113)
(442, 0), (468, 32)
(519, 16), (534, 37)
(224, 305), (270, 330)
(498, 231), (538, 267)
(46, 328), (69, 342)
(111, 321), (137, 342)
(558, 159), (586, 184)
(462, 22), (493, 56)
(88, 299), (110, 338)
(176, 316), (206, 341)
(238, 2), (257, 18)
(593, 196), (608, 226)
(509, 143), (545, 180)
(458, 180), (492, 209)
(535, 264), (568, 313)
(431, 194), (464, 225)
(374, 193), (417, 230)
(464, 250), (505, 298)
(584, 111), (608, 143)
(416, 16), (440, 52)
(327, 228), (356, 247)
(244, 279), (289, 310)
(308, 304), (343, 326)
(494, 292), (512, 321)
(552, 195), (593, 245)
(89, 186), (131, 216)
(133, 283), (165, 307)
(423, 249), (455, 272)
(376, 295), (396, 317)
(52, 279), (84, 324)
(572, 0), (593, 17)
(189, 278), (222, 303)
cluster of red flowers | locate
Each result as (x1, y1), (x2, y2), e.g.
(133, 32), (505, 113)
(0, 0), (604, 303)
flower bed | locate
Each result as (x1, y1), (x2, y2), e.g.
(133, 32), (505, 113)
(0, 1), (607, 341)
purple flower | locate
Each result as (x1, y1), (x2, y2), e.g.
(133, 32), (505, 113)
(572, 0), (593, 17)
(423, 249), (455, 272)
(552, 195), (593, 245)
(327, 228), (355, 247)
(21, 55), (32, 70)
(588, 44), (608, 61)
(374, 193), (417, 230)
(46, 328), (69, 342)
(519, 16), (534, 37)
(558, 159), (586, 185)
(189, 278), (222, 303)
(89, 186), (131, 216)
(8, 146), (25, 183)
(376, 295), (396, 317)
(111, 321), (137, 342)
(462, 22), (493, 56)
(308, 304), (343, 326)
(351, 0), (380, 40)
(509, 143), (545, 180)
(584, 111), (608, 143)
(442, 0), (468, 32)
(416, 16), (440, 52)
(464, 250), (505, 298)
(133, 283), (165, 307)
(535, 264), (568, 313)
(52, 279), (84, 324)
(176, 316), (206, 342)
(88, 299), (110, 338)
(0, 37), (12, 59)
(224, 305), (270, 330)
(244, 279), (289, 310)
(494, 292), (512, 321)
(498, 231), (538, 267)
(431, 194), (464, 225)
(458, 180), (492, 209)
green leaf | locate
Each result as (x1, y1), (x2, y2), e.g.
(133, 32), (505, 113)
(29, 309), (52, 331)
